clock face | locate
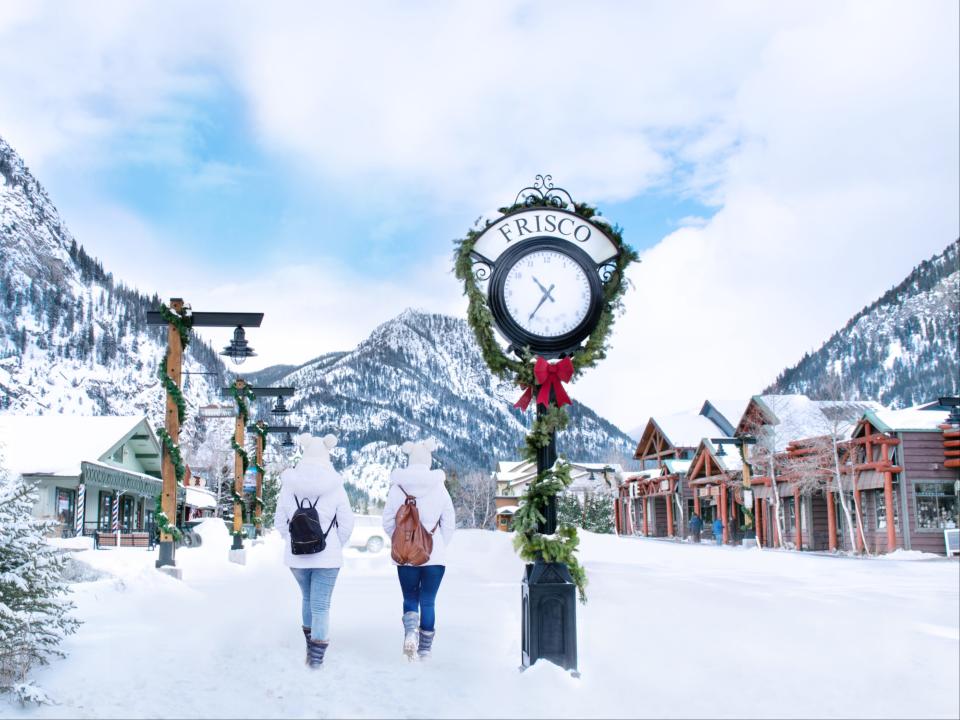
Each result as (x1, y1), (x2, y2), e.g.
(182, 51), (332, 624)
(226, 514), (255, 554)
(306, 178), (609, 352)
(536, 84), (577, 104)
(502, 249), (592, 338)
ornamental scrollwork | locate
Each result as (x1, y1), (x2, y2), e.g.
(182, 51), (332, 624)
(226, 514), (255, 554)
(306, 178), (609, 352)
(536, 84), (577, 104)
(513, 173), (575, 209)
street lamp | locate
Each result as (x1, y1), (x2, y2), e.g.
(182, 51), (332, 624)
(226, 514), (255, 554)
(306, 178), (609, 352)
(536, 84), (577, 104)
(221, 325), (257, 365)
(272, 395), (291, 415)
(146, 302), (264, 573)
(219, 383), (294, 559)
(246, 420), (299, 537)
(281, 432), (296, 449)
(712, 436), (758, 544)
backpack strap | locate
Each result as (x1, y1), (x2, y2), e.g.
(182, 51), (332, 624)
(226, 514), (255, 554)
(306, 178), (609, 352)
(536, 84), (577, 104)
(294, 494), (301, 508)
(322, 514), (338, 537)
(398, 485), (416, 504)
(430, 518), (441, 534)
(310, 497), (320, 509)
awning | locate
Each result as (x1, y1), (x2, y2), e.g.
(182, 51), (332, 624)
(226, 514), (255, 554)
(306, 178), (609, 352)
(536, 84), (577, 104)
(81, 461), (162, 497)
(753, 486), (772, 499)
(185, 487), (217, 509)
(853, 472), (888, 491)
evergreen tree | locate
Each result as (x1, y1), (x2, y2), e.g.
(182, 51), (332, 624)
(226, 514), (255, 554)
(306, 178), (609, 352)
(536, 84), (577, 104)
(0, 461), (79, 698)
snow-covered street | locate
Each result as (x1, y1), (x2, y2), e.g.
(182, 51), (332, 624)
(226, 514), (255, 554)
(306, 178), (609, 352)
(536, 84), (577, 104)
(3, 522), (958, 719)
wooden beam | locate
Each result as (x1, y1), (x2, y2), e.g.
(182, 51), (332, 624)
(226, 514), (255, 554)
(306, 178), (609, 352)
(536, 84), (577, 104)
(826, 490), (837, 552)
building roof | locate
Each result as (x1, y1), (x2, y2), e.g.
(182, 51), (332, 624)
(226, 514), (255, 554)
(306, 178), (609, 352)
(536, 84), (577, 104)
(862, 405), (954, 433)
(184, 486), (218, 510)
(0, 415), (157, 477)
(743, 395), (884, 451)
(662, 458), (692, 475)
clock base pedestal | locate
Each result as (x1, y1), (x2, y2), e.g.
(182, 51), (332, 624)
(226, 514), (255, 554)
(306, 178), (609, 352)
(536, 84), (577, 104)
(520, 559), (578, 674)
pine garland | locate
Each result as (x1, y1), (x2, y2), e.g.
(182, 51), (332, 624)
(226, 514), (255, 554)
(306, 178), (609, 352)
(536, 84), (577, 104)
(453, 195), (637, 603)
(231, 438), (250, 475)
(153, 495), (182, 542)
(156, 428), (186, 486)
(157, 302), (194, 350)
(229, 383), (256, 425)
(231, 490), (247, 524)
(157, 357), (187, 425)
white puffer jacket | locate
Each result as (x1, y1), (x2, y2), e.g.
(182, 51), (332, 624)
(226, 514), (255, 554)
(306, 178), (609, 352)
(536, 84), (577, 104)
(382, 465), (456, 567)
(274, 455), (355, 569)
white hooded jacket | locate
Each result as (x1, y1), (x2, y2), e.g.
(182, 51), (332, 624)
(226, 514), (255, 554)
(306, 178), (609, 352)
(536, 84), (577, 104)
(382, 460), (456, 567)
(274, 436), (355, 569)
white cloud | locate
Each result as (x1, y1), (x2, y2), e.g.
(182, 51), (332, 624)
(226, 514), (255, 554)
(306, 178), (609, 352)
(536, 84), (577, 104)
(0, 0), (957, 432)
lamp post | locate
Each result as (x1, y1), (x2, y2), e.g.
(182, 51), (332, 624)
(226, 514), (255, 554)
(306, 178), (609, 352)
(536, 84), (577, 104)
(712, 436), (758, 545)
(146, 301), (263, 573)
(219, 383), (294, 559)
(247, 421), (299, 536)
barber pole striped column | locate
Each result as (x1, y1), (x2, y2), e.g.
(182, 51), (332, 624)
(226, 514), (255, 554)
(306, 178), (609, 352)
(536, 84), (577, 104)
(112, 494), (120, 533)
(75, 483), (86, 537)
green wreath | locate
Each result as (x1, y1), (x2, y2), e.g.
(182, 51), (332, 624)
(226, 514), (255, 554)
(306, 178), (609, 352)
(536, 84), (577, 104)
(453, 193), (637, 602)
(229, 383), (256, 426)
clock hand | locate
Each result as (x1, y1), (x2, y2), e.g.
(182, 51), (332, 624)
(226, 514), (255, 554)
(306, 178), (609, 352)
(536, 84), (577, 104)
(532, 276), (549, 295)
(531, 276), (557, 303)
(528, 294), (550, 322)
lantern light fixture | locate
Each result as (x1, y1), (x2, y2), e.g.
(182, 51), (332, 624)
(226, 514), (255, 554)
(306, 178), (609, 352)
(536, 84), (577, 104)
(221, 325), (256, 365)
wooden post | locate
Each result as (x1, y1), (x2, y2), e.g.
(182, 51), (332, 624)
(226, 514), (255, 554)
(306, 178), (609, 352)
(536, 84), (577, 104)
(693, 490), (701, 516)
(754, 495), (762, 547)
(255, 428), (265, 535)
(720, 484), (728, 544)
(642, 497), (648, 536)
(232, 379), (246, 549)
(158, 298), (183, 568)
(853, 478), (864, 553)
(793, 488), (802, 550)
(771, 500), (780, 547)
(882, 443), (896, 553)
(826, 490), (838, 551)
(666, 492), (674, 537)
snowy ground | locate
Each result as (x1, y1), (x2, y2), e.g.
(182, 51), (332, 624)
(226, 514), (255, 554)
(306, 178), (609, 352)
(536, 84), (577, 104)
(3, 522), (958, 719)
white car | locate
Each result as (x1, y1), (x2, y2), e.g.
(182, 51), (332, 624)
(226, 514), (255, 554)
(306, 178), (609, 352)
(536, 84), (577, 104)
(350, 514), (391, 553)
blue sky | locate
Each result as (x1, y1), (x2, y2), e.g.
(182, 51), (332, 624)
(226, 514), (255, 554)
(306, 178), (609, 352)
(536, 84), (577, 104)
(1, 1), (957, 428)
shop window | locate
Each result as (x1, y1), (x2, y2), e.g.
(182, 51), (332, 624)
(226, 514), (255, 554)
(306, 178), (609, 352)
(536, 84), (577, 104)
(97, 491), (115, 530)
(915, 483), (958, 530)
(55, 487), (76, 536)
(875, 489), (898, 530)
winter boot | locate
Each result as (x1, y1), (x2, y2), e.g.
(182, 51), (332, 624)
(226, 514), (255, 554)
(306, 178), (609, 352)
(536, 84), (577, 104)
(402, 611), (420, 661)
(417, 628), (435, 660)
(302, 626), (311, 665)
(306, 639), (329, 669)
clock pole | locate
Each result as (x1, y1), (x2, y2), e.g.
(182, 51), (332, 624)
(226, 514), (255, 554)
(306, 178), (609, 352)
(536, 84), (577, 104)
(536, 400), (558, 534)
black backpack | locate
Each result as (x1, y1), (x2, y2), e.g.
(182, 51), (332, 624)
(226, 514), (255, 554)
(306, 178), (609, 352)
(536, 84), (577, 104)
(289, 495), (337, 555)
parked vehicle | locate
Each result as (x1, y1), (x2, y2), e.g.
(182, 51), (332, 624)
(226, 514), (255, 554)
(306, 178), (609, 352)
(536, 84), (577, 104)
(349, 514), (390, 553)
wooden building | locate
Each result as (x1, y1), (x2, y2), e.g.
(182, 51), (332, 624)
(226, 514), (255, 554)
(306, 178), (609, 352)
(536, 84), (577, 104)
(617, 400), (740, 537)
(0, 415), (215, 545)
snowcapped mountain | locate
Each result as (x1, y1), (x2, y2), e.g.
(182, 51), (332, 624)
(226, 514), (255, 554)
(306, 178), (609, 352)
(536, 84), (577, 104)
(247, 309), (636, 501)
(767, 239), (959, 407)
(1, 134), (634, 504)
(0, 135), (227, 437)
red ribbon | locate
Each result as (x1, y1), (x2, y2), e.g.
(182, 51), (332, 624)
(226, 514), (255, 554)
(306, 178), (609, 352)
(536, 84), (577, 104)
(513, 357), (574, 410)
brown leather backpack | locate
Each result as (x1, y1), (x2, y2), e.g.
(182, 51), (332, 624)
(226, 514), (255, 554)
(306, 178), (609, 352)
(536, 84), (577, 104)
(390, 485), (440, 566)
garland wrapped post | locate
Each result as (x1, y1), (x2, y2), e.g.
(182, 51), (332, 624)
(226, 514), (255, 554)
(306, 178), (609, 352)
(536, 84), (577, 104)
(453, 184), (637, 603)
(155, 301), (193, 560)
(228, 380), (257, 544)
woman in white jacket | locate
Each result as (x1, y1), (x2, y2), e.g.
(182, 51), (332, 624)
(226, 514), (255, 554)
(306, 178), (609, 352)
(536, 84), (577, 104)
(382, 438), (455, 660)
(274, 433), (355, 669)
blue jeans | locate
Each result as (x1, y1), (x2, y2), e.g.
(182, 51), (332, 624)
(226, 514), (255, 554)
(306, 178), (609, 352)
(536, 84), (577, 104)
(290, 567), (339, 641)
(397, 565), (445, 631)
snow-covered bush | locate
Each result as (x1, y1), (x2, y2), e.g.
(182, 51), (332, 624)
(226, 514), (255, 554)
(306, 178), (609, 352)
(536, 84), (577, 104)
(557, 490), (615, 534)
(0, 458), (79, 699)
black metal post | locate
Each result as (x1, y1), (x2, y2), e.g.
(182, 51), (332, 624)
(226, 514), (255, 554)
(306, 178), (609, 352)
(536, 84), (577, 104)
(522, 395), (578, 675)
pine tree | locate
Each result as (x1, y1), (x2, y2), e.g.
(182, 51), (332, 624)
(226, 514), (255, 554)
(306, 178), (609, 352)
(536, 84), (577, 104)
(0, 461), (79, 698)
(261, 471), (281, 528)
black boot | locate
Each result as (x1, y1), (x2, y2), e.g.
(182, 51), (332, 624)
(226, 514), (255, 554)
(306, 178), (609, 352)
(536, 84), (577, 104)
(307, 639), (329, 669)
(302, 626), (311, 665)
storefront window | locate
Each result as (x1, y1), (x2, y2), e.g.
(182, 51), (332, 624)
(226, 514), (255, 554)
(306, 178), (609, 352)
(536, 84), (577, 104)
(97, 491), (115, 530)
(916, 483), (958, 530)
(783, 497), (796, 534)
(56, 488), (75, 536)
(875, 489), (898, 530)
(120, 496), (136, 532)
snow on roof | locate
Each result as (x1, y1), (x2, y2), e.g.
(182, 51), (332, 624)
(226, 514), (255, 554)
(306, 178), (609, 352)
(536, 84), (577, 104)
(654, 411), (729, 449)
(704, 439), (743, 473)
(185, 486), (217, 510)
(752, 395), (884, 451)
(865, 406), (953, 433)
(497, 505), (520, 515)
(663, 458), (692, 475)
(0, 415), (150, 477)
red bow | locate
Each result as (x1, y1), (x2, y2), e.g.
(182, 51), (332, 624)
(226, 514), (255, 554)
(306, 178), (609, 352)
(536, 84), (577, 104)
(513, 357), (574, 410)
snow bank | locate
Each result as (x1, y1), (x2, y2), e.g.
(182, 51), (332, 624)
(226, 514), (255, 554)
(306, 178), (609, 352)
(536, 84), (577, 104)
(4, 530), (957, 719)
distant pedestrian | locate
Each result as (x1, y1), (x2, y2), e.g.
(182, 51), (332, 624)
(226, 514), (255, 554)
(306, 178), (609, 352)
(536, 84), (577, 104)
(275, 433), (355, 669)
(712, 517), (724, 545)
(689, 513), (703, 543)
(383, 438), (456, 661)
